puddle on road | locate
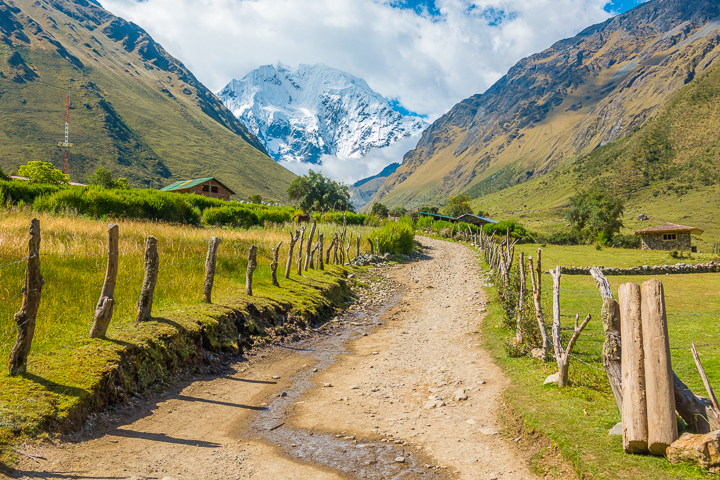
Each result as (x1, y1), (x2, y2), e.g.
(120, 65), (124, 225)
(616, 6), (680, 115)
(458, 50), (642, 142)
(246, 293), (451, 480)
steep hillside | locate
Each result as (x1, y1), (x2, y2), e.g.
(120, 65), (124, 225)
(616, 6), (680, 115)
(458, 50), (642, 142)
(372, 0), (720, 208)
(471, 59), (720, 246)
(0, 0), (294, 199)
(348, 162), (399, 210)
(218, 63), (426, 165)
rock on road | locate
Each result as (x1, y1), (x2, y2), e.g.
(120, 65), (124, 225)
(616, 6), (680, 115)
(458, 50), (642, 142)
(8, 237), (538, 480)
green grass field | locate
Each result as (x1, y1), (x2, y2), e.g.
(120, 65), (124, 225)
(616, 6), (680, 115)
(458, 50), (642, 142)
(476, 242), (720, 478)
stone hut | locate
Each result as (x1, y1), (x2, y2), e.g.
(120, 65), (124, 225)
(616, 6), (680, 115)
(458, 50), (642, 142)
(159, 177), (235, 201)
(635, 222), (703, 252)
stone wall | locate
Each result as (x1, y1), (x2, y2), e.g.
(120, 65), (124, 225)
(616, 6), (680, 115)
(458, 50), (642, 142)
(640, 231), (692, 251)
(560, 261), (720, 276)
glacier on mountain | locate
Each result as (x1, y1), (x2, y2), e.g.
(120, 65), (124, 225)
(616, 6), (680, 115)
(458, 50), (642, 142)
(216, 63), (427, 169)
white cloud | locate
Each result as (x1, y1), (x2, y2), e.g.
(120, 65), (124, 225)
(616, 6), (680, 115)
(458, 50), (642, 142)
(279, 134), (420, 185)
(100, 0), (614, 120)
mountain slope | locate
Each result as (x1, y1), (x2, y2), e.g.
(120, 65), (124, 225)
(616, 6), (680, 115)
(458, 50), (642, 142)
(0, 0), (294, 199)
(217, 63), (426, 164)
(348, 162), (399, 210)
(371, 0), (720, 208)
(471, 58), (720, 245)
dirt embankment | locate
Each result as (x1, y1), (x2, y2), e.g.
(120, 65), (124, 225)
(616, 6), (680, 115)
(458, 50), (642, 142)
(7, 237), (540, 480)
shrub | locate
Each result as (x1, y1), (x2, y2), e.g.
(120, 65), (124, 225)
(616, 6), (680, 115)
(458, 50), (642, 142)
(0, 180), (62, 205)
(416, 216), (433, 229)
(202, 205), (259, 228)
(321, 211), (367, 225)
(534, 230), (582, 245)
(33, 187), (202, 224)
(611, 234), (641, 249)
(483, 220), (533, 241)
(371, 221), (415, 255)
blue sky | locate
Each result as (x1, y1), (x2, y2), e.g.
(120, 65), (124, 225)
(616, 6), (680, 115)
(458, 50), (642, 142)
(391, 0), (645, 16)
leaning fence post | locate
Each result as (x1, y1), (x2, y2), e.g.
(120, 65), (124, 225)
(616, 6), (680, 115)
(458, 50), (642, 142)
(285, 230), (299, 279)
(136, 235), (159, 323)
(318, 233), (324, 270)
(203, 237), (221, 303)
(297, 226), (306, 275)
(89, 224), (119, 338)
(8, 218), (44, 375)
(368, 238), (374, 255)
(246, 245), (258, 296)
(304, 220), (316, 271)
(271, 241), (283, 286)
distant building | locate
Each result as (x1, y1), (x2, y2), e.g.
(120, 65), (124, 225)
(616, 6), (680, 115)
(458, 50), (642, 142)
(635, 222), (703, 252)
(160, 177), (235, 201)
(455, 213), (498, 227)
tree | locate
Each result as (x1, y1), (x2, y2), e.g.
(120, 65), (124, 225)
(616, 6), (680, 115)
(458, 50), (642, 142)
(419, 205), (439, 214)
(114, 177), (129, 189)
(371, 202), (389, 217)
(87, 166), (115, 188)
(390, 206), (408, 217)
(18, 161), (69, 185)
(477, 209), (491, 218)
(442, 194), (473, 218)
(566, 184), (624, 244)
(248, 194), (263, 204)
(286, 170), (352, 213)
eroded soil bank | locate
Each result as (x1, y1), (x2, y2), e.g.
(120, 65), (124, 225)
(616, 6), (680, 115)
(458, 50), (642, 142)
(7, 237), (538, 480)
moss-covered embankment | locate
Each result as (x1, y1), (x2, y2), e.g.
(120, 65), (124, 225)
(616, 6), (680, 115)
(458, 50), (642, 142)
(0, 266), (353, 467)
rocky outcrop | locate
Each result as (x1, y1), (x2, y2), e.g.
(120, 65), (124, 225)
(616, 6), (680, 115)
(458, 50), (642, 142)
(667, 431), (720, 473)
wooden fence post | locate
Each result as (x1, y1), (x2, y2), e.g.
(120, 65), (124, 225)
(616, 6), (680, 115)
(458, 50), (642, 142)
(271, 241), (283, 286)
(589, 267), (623, 412)
(304, 220), (316, 271)
(297, 226), (306, 275)
(641, 279), (678, 455)
(89, 224), (119, 338)
(202, 237), (221, 303)
(318, 233), (324, 270)
(527, 250), (550, 360)
(368, 238), (374, 255)
(285, 230), (299, 279)
(516, 252), (526, 344)
(8, 218), (44, 375)
(356, 234), (361, 258)
(136, 235), (159, 323)
(246, 245), (258, 296)
(618, 282), (648, 453)
(333, 232), (339, 264)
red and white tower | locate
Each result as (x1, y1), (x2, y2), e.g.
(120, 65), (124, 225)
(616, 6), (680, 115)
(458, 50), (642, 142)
(57, 81), (73, 176)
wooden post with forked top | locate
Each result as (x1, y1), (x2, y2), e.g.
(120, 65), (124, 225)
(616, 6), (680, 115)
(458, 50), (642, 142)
(641, 279), (677, 456)
(285, 230), (300, 279)
(304, 220), (316, 271)
(245, 245), (258, 296)
(618, 282), (648, 454)
(89, 224), (119, 338)
(202, 237), (221, 303)
(270, 241), (283, 286)
(8, 218), (44, 375)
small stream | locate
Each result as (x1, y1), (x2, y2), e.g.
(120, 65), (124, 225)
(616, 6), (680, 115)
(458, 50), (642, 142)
(246, 294), (451, 479)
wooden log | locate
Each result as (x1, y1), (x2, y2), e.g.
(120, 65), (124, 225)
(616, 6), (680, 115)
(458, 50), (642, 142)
(297, 226), (306, 275)
(202, 236), (221, 303)
(641, 279), (678, 455)
(8, 218), (44, 375)
(284, 230), (300, 279)
(304, 220), (316, 271)
(618, 282), (648, 453)
(673, 372), (720, 434)
(245, 245), (258, 296)
(136, 235), (159, 323)
(270, 241), (283, 286)
(527, 250), (551, 361)
(89, 224), (119, 338)
(516, 252), (526, 344)
(589, 267), (623, 412)
(318, 233), (324, 270)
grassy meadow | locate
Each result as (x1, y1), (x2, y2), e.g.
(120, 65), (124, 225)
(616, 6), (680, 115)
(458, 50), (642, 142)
(0, 208), (382, 462)
(476, 241), (720, 479)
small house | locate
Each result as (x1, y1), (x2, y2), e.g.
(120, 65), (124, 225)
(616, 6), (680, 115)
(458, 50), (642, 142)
(160, 177), (235, 201)
(635, 222), (703, 252)
(455, 213), (498, 227)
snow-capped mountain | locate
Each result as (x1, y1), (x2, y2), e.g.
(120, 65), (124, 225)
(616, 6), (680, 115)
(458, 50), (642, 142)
(217, 63), (427, 164)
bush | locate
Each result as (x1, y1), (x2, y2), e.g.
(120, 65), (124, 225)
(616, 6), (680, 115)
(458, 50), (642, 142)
(611, 234), (641, 249)
(320, 211), (367, 225)
(0, 180), (62, 205)
(202, 205), (259, 228)
(433, 220), (455, 238)
(534, 230), (582, 245)
(33, 187), (202, 224)
(371, 221), (414, 255)
(483, 220), (533, 241)
(416, 216), (433, 229)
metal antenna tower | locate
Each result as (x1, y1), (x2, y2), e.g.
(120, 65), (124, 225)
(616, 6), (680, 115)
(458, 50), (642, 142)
(57, 80), (73, 175)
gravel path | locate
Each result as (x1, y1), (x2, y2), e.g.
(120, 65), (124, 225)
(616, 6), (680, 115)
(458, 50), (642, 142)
(8, 236), (538, 480)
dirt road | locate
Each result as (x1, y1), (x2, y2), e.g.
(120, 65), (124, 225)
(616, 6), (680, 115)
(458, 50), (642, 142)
(8, 237), (538, 480)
